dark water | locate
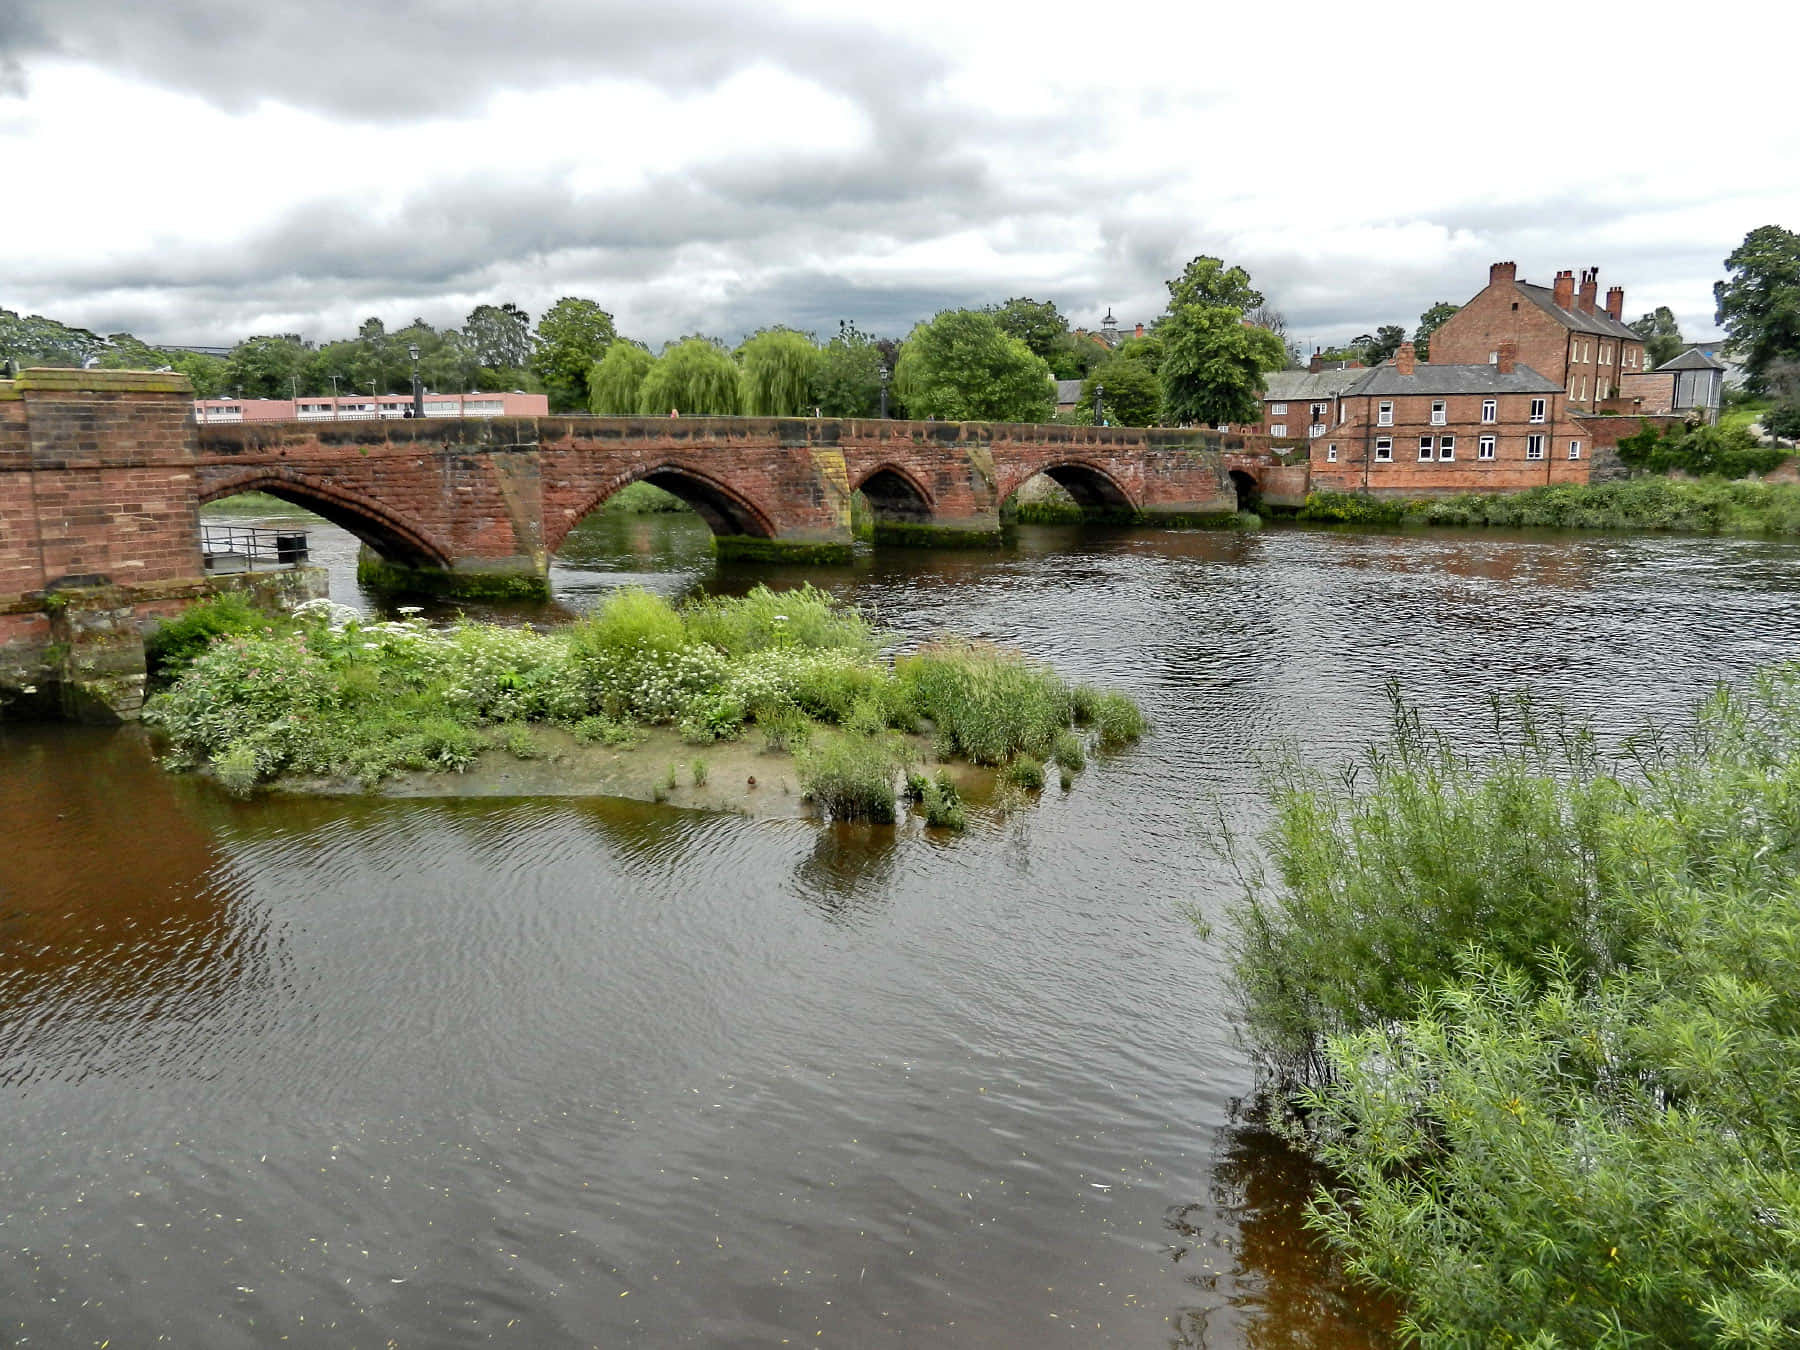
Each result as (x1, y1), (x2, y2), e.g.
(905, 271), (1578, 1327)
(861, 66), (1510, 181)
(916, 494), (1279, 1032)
(6, 508), (1800, 1348)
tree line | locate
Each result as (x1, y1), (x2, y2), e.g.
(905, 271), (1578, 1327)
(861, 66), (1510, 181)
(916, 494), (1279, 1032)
(0, 256), (1293, 427)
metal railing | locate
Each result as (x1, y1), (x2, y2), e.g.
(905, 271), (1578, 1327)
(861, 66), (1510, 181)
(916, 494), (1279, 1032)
(201, 525), (310, 573)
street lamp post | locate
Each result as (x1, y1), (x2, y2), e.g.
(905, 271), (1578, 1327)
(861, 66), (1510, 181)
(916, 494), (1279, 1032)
(1094, 383), (1106, 428)
(409, 343), (423, 419)
(878, 364), (889, 419)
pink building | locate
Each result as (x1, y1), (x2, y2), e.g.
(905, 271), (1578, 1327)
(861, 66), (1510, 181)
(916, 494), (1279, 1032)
(193, 391), (550, 424)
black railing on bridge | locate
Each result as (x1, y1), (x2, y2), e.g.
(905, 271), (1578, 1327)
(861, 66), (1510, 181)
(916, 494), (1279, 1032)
(202, 525), (310, 573)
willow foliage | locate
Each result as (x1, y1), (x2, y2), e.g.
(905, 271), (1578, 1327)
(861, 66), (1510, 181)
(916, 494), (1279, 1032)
(737, 329), (821, 416)
(587, 341), (655, 414)
(637, 338), (742, 417)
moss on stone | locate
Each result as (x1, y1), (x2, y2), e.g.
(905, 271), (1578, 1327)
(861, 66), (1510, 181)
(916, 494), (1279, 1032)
(712, 535), (854, 566)
(871, 521), (1006, 548)
(356, 554), (551, 600)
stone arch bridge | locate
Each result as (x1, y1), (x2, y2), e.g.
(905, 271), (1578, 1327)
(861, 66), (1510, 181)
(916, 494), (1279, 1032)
(195, 414), (1307, 594)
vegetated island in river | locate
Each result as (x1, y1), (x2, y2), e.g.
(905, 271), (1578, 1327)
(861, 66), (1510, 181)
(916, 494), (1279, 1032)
(142, 585), (1144, 826)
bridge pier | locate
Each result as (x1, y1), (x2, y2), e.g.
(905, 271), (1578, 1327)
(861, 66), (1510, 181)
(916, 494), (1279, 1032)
(354, 549), (553, 600)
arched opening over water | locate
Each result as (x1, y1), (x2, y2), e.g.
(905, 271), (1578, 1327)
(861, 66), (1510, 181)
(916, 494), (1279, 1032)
(1229, 469), (1261, 513)
(1006, 462), (1138, 523)
(855, 466), (933, 527)
(605, 466), (777, 540)
(198, 478), (446, 568)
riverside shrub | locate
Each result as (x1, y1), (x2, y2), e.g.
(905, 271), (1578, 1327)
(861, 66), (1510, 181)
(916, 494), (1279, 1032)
(1227, 670), (1800, 1347)
(143, 588), (1143, 804)
(1302, 478), (1800, 536)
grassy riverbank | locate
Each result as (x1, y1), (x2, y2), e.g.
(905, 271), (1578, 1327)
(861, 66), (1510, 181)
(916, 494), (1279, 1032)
(143, 585), (1142, 824)
(1300, 477), (1800, 536)
(1223, 674), (1800, 1346)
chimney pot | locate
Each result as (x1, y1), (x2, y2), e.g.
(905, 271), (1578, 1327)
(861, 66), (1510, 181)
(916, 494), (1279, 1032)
(1553, 270), (1575, 310)
(1578, 268), (1598, 314)
(1134, 323), (1144, 339)
(1489, 260), (1517, 286)
(1395, 341), (1416, 375)
(1308, 349), (1324, 374)
(1497, 340), (1517, 375)
(1605, 285), (1624, 320)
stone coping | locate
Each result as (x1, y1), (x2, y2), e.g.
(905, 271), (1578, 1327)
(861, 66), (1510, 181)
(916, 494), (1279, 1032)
(1, 368), (195, 395)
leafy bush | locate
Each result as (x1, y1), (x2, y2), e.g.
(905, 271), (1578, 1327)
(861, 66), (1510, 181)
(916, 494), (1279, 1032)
(685, 582), (876, 656)
(797, 731), (903, 822)
(1615, 418), (1787, 477)
(1765, 400), (1800, 442)
(1002, 755), (1045, 790)
(919, 772), (966, 830)
(1229, 671), (1800, 1347)
(145, 593), (279, 683)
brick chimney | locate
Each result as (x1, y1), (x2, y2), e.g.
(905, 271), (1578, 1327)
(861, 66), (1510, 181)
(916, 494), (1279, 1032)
(1496, 340), (1517, 375)
(1578, 267), (1598, 314)
(1489, 260), (1517, 286)
(1394, 341), (1416, 375)
(1308, 348), (1324, 374)
(1605, 285), (1624, 320)
(1134, 322), (1145, 339)
(1553, 270), (1575, 310)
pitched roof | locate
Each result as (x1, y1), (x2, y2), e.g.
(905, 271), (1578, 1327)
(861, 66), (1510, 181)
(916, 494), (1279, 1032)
(1514, 283), (1640, 340)
(1263, 368), (1366, 401)
(1655, 347), (1725, 372)
(1344, 362), (1562, 397)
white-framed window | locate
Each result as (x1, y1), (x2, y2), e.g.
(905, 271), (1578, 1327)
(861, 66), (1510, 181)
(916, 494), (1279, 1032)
(1600, 342), (1612, 364)
(1481, 399), (1497, 423)
(1439, 435), (1456, 461)
(1527, 434), (1545, 460)
(1326, 444), (1338, 463)
(1569, 376), (1578, 399)
(1580, 376), (1588, 401)
(1488, 350), (1498, 364)
(1597, 379), (1610, 400)
(1311, 401), (1329, 419)
(1529, 398), (1547, 423)
(1430, 400), (1447, 426)
(1271, 423), (1287, 437)
(1478, 435), (1496, 460)
(1271, 403), (1288, 415)
(1418, 435), (1434, 461)
(1308, 424), (1326, 437)
(1216, 423), (1230, 432)
(1569, 440), (1582, 460)
(1377, 401), (1394, 426)
(1375, 437), (1393, 462)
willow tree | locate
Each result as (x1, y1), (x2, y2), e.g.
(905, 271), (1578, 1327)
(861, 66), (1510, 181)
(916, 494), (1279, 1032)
(588, 341), (655, 414)
(637, 338), (742, 416)
(737, 328), (821, 416)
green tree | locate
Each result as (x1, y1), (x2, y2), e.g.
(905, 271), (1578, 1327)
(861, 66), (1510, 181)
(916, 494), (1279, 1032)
(588, 341), (655, 414)
(1166, 256), (1265, 313)
(463, 302), (535, 373)
(168, 351), (229, 399)
(94, 332), (175, 371)
(986, 297), (1068, 360)
(1159, 306), (1286, 426)
(1360, 324), (1407, 367)
(224, 334), (311, 399)
(1080, 356), (1160, 427)
(1413, 301), (1461, 360)
(1047, 329), (1108, 380)
(813, 320), (888, 418)
(1114, 331), (1164, 374)
(736, 328), (820, 416)
(893, 309), (1055, 422)
(531, 297), (616, 412)
(1714, 225), (1800, 394)
(0, 308), (105, 368)
(1630, 305), (1686, 369)
(638, 337), (742, 416)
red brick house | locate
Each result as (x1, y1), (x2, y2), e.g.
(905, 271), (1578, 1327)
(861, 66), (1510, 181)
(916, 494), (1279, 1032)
(1428, 262), (1646, 412)
(1260, 355), (1364, 440)
(1311, 341), (1590, 494)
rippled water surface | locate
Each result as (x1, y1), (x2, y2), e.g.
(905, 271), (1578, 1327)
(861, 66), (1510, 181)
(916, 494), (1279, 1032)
(6, 508), (1800, 1347)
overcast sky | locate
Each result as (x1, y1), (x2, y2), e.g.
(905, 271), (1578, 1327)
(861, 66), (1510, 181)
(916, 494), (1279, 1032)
(4, 0), (1795, 352)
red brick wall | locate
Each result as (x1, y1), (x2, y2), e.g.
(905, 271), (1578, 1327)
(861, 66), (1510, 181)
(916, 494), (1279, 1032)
(1428, 276), (1645, 412)
(1310, 390), (1590, 494)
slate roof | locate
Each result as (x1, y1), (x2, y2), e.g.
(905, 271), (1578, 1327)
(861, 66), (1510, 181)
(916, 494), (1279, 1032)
(1655, 347), (1725, 372)
(1515, 283), (1640, 340)
(1054, 379), (1085, 405)
(1263, 368), (1366, 401)
(1344, 362), (1562, 397)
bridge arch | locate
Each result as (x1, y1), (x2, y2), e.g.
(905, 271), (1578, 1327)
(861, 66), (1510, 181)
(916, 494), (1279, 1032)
(1000, 459), (1140, 516)
(1228, 468), (1261, 512)
(852, 463), (934, 526)
(198, 470), (452, 567)
(548, 462), (780, 554)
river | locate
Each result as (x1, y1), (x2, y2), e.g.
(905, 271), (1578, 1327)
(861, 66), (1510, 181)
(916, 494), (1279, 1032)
(4, 506), (1799, 1348)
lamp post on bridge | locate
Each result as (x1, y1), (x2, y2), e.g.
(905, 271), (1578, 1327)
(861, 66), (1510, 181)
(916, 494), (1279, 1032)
(879, 364), (889, 419)
(1094, 382), (1105, 428)
(409, 343), (423, 419)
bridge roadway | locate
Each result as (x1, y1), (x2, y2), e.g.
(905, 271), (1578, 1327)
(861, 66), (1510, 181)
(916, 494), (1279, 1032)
(195, 412), (1308, 595)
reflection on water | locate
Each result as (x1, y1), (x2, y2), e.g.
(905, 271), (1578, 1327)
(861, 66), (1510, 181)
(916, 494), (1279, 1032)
(14, 510), (1800, 1346)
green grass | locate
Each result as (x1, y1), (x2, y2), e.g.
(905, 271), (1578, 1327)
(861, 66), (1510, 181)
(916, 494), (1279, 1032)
(1301, 476), (1800, 536)
(1719, 396), (1772, 437)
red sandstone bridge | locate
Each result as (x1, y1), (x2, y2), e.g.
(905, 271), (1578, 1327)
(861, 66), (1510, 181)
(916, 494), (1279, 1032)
(2, 370), (1308, 717)
(192, 410), (1307, 593)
